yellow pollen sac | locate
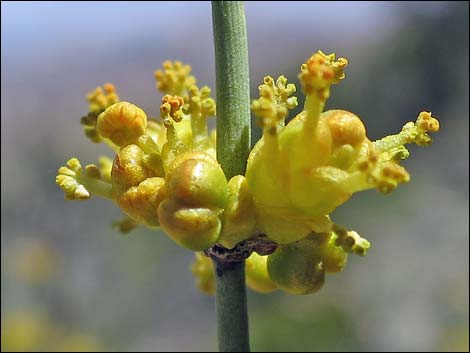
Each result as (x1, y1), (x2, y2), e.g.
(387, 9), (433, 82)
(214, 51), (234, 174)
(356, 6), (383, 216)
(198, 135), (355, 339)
(161, 95), (185, 123)
(86, 83), (119, 113)
(416, 111), (440, 133)
(154, 60), (196, 96)
(298, 50), (348, 99)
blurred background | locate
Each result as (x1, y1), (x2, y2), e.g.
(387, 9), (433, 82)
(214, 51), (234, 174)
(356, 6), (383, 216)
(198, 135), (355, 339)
(1, 1), (468, 351)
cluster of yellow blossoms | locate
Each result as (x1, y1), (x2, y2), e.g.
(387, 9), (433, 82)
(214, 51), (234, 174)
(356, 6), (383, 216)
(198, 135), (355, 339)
(56, 51), (439, 295)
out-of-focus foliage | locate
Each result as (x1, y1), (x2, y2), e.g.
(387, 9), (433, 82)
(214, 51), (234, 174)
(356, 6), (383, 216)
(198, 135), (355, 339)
(250, 305), (362, 352)
(1, 311), (102, 352)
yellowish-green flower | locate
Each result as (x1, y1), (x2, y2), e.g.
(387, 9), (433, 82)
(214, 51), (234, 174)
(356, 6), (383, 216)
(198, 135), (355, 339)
(56, 52), (439, 295)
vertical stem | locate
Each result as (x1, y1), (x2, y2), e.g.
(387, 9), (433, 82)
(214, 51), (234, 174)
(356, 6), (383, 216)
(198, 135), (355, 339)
(212, 1), (251, 352)
(213, 261), (250, 352)
(212, 1), (251, 178)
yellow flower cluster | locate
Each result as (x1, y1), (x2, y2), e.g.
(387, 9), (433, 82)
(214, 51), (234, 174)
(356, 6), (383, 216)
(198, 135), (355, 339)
(56, 51), (439, 295)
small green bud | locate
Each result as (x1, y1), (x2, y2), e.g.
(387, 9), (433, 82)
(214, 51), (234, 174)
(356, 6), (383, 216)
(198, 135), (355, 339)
(167, 153), (228, 209)
(267, 244), (325, 295)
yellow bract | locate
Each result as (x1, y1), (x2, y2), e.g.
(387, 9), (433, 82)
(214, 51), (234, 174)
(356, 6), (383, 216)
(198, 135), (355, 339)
(56, 52), (440, 295)
(245, 253), (277, 293)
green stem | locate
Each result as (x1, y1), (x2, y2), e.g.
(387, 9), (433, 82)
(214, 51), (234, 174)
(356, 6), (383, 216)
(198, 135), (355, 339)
(212, 1), (251, 178)
(212, 261), (250, 352)
(211, 1), (251, 352)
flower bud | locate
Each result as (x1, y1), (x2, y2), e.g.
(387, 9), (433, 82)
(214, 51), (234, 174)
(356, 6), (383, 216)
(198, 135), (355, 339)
(111, 144), (152, 191)
(158, 200), (221, 251)
(97, 102), (147, 146)
(167, 153), (229, 209)
(323, 110), (366, 147)
(267, 244), (325, 295)
(116, 177), (166, 227)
